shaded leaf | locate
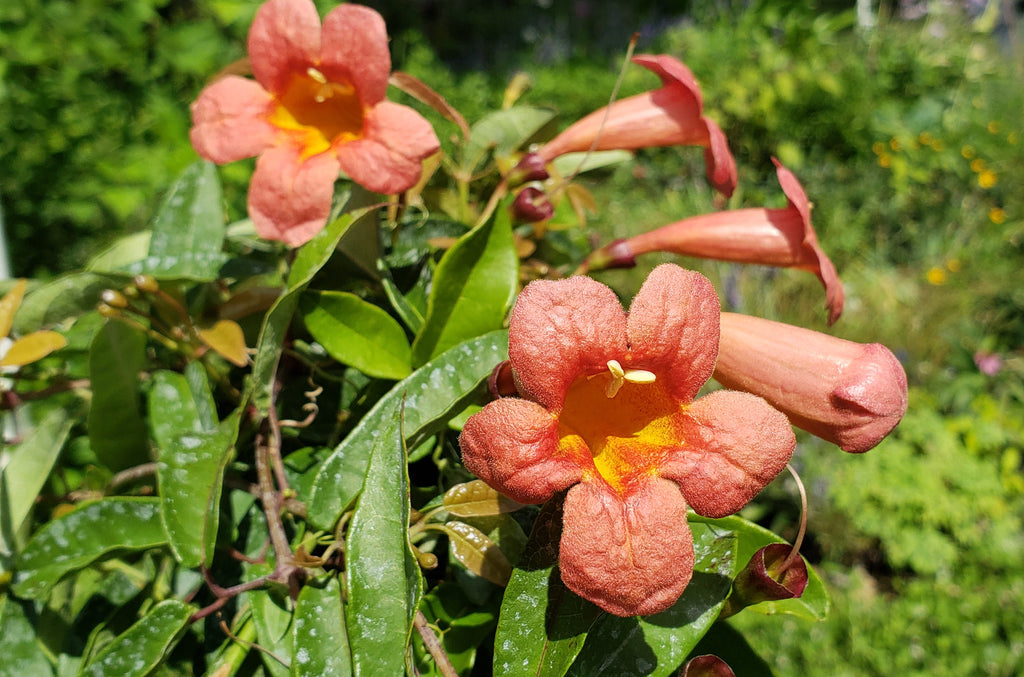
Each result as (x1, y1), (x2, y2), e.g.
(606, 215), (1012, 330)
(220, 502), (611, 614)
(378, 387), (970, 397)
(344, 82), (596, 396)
(12, 272), (124, 335)
(249, 581), (293, 677)
(292, 576), (352, 677)
(301, 291), (411, 380)
(82, 599), (193, 677)
(345, 405), (422, 677)
(410, 208), (517, 366)
(87, 319), (148, 471)
(13, 497), (166, 599)
(307, 330), (509, 530)
(0, 596), (55, 676)
(443, 480), (525, 517)
(0, 331), (67, 367)
(412, 582), (500, 677)
(446, 520), (512, 586)
(463, 106), (556, 173)
(198, 319), (249, 367)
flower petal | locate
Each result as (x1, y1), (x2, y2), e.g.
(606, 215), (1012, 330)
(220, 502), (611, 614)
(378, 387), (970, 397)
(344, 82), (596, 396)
(336, 101), (440, 194)
(509, 275), (628, 410)
(248, 145), (339, 246)
(190, 76), (278, 164)
(248, 0), (321, 95)
(627, 264), (720, 401)
(660, 390), (795, 518)
(559, 478), (694, 617)
(704, 118), (737, 197)
(320, 4), (391, 106)
(460, 398), (584, 504)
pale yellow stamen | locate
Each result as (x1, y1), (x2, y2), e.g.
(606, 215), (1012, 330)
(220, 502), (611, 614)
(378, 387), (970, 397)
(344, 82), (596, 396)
(306, 67), (328, 84)
(604, 359), (656, 398)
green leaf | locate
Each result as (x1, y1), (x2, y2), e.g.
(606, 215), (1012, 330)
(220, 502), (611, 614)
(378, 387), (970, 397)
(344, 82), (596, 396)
(301, 291), (412, 380)
(410, 208), (517, 366)
(493, 499), (605, 677)
(87, 231), (152, 274)
(248, 582), (293, 677)
(446, 520), (512, 586)
(443, 479), (525, 517)
(247, 204), (371, 415)
(550, 149), (634, 177)
(123, 161), (226, 280)
(689, 514), (830, 620)
(0, 596), (55, 676)
(185, 359), (219, 431)
(292, 576), (352, 677)
(412, 582), (499, 677)
(345, 405), (422, 677)
(566, 522), (737, 677)
(13, 497), (166, 599)
(307, 330), (509, 530)
(148, 370), (204, 448)
(1, 407), (73, 558)
(12, 272), (125, 334)
(82, 599), (193, 677)
(462, 106), (556, 173)
(156, 410), (239, 568)
(88, 319), (149, 471)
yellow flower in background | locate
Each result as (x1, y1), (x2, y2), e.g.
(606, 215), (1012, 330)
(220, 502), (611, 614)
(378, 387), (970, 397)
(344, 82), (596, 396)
(926, 267), (947, 285)
(989, 207), (1006, 224)
(978, 170), (997, 188)
(961, 145), (976, 159)
(872, 141), (886, 155)
(970, 158), (986, 172)
(946, 258), (961, 272)
(878, 153), (892, 168)
(1008, 132), (1018, 145)
(987, 121), (1001, 134)
(889, 138), (902, 152)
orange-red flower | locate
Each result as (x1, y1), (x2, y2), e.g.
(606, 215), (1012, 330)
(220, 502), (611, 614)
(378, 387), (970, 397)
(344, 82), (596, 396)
(459, 265), (794, 616)
(583, 159), (844, 324)
(190, 0), (439, 246)
(536, 55), (737, 197)
(713, 312), (908, 453)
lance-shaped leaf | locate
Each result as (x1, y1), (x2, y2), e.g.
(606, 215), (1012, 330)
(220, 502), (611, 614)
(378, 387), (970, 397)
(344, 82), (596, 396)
(443, 480), (526, 518)
(11, 273), (124, 334)
(345, 405), (422, 677)
(462, 106), (556, 174)
(13, 498), (166, 599)
(446, 520), (512, 586)
(247, 578), (292, 677)
(88, 319), (148, 471)
(81, 599), (194, 677)
(308, 330), (509, 530)
(301, 291), (412, 380)
(410, 208), (517, 366)
(292, 576), (352, 677)
(0, 596), (54, 676)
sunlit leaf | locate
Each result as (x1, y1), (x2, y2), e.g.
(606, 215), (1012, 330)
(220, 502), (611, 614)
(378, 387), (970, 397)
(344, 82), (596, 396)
(11, 272), (125, 334)
(0, 596), (54, 676)
(87, 319), (148, 471)
(292, 576), (352, 677)
(13, 497), (166, 599)
(446, 520), (512, 586)
(307, 330), (509, 530)
(462, 106), (556, 173)
(0, 331), (67, 367)
(81, 599), (193, 677)
(198, 318), (249, 367)
(443, 480), (525, 517)
(346, 405), (422, 677)
(410, 208), (517, 366)
(0, 278), (27, 338)
(301, 291), (412, 380)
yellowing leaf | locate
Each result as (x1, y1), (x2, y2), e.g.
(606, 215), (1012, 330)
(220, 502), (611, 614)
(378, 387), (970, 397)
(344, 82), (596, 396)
(443, 480), (524, 518)
(199, 319), (248, 367)
(0, 279), (28, 339)
(446, 520), (512, 586)
(0, 331), (67, 367)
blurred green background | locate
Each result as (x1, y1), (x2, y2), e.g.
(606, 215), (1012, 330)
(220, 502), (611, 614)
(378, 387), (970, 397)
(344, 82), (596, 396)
(2, 0), (1023, 674)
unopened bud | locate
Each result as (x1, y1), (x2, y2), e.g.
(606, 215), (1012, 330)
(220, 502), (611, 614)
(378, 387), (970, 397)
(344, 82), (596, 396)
(100, 289), (129, 308)
(720, 543), (807, 618)
(96, 302), (120, 318)
(681, 655), (735, 677)
(508, 153), (550, 186)
(580, 238), (637, 272)
(133, 274), (159, 294)
(488, 360), (518, 399)
(512, 187), (554, 223)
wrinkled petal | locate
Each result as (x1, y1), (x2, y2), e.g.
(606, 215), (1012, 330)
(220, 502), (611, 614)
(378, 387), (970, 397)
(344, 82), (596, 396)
(460, 398), (584, 504)
(714, 312), (908, 453)
(627, 264), (720, 401)
(661, 390), (795, 517)
(509, 275), (628, 410)
(190, 76), (278, 163)
(248, 0), (321, 95)
(248, 146), (339, 246)
(320, 4), (391, 106)
(559, 478), (694, 617)
(336, 101), (440, 194)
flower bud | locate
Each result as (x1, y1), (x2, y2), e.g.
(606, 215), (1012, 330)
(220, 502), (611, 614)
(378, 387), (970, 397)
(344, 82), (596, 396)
(508, 152), (550, 186)
(100, 289), (129, 309)
(720, 543), (807, 618)
(133, 274), (159, 294)
(681, 655), (735, 677)
(512, 186), (554, 223)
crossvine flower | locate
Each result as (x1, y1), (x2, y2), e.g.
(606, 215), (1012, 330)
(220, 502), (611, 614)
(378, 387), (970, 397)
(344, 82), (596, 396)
(190, 0), (439, 246)
(459, 265), (795, 616)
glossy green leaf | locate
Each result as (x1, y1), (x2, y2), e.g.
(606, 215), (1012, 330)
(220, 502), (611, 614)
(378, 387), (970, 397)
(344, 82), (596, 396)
(13, 497), (166, 599)
(87, 231), (152, 274)
(248, 582), (293, 677)
(307, 330), (509, 530)
(345, 405), (422, 677)
(148, 370), (204, 448)
(88, 319), (148, 471)
(0, 596), (54, 676)
(82, 599), (193, 677)
(156, 411), (239, 568)
(12, 272), (124, 334)
(443, 479), (525, 517)
(184, 359), (219, 430)
(550, 149), (634, 177)
(126, 160), (226, 280)
(689, 514), (830, 620)
(292, 576), (352, 677)
(247, 204), (369, 415)
(493, 499), (605, 677)
(410, 208), (517, 366)
(566, 522), (737, 677)
(462, 106), (556, 173)
(0, 407), (72, 556)
(301, 291), (412, 380)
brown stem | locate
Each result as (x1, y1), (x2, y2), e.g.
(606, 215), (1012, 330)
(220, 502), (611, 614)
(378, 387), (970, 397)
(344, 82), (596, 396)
(1, 378), (90, 408)
(106, 462), (159, 491)
(414, 610), (458, 677)
(778, 463), (808, 574)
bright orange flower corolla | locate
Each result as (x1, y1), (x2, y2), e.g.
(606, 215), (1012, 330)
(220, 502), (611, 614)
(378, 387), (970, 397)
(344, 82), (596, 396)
(190, 0), (439, 246)
(460, 265), (795, 617)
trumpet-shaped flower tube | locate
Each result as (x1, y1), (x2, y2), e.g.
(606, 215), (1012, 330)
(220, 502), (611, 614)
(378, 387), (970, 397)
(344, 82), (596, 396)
(713, 312), (908, 453)
(536, 55), (737, 197)
(584, 159), (844, 324)
(460, 265), (795, 616)
(190, 0), (439, 246)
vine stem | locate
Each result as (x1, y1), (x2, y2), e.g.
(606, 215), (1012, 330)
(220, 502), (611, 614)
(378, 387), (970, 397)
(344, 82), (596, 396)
(414, 610), (458, 677)
(778, 463), (808, 574)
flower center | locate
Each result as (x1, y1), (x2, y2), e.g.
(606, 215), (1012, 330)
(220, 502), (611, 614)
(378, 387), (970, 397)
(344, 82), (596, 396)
(271, 67), (365, 158)
(557, 360), (685, 493)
